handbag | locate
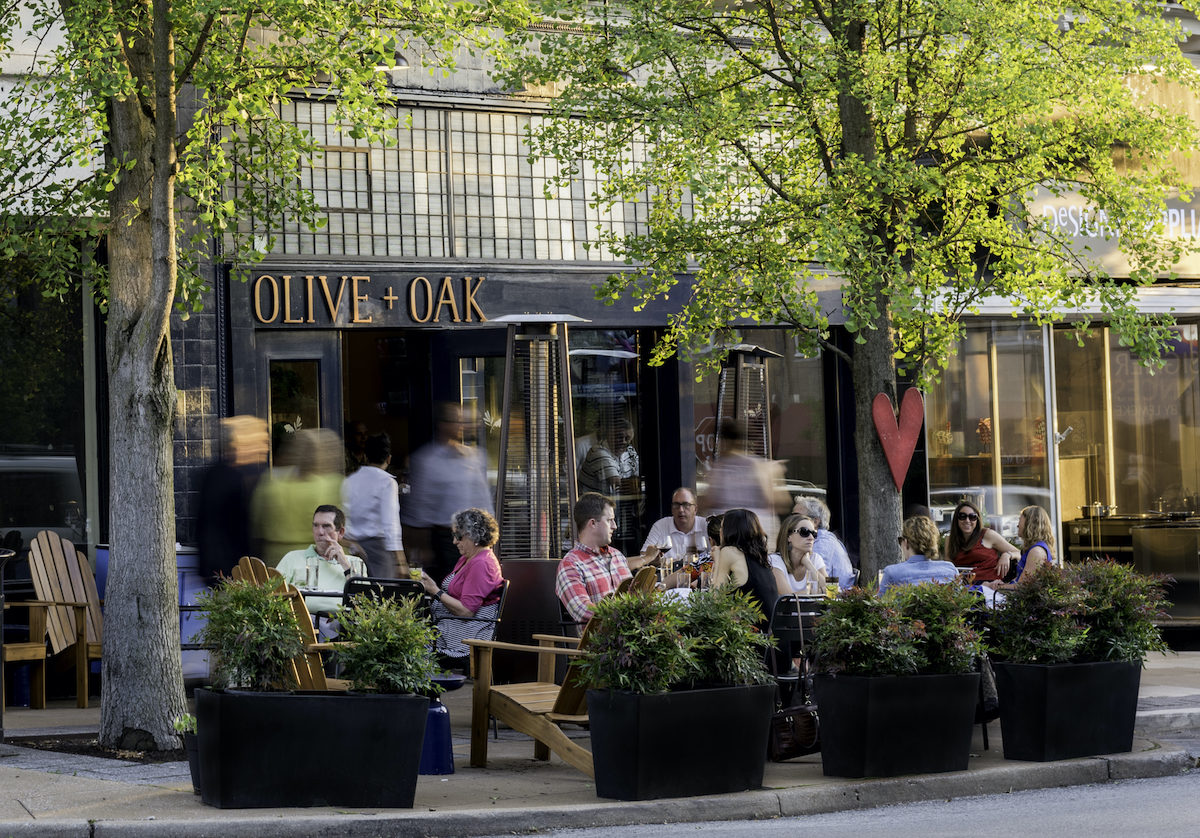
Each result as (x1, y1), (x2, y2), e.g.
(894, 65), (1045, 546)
(768, 700), (820, 761)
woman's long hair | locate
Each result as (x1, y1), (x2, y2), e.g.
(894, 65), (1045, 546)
(720, 508), (771, 568)
(944, 500), (986, 560)
(1019, 505), (1056, 559)
(776, 512), (816, 568)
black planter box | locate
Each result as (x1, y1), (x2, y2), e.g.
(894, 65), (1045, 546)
(182, 731), (200, 794)
(587, 684), (774, 800)
(813, 672), (980, 778)
(993, 660), (1141, 761)
(195, 689), (428, 808)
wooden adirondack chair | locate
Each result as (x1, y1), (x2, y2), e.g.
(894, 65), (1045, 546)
(230, 556), (347, 691)
(465, 624), (594, 777)
(26, 531), (103, 708)
(1, 601), (49, 709)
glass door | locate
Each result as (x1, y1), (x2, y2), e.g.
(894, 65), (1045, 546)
(254, 332), (342, 463)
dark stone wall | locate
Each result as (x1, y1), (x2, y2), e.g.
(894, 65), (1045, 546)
(171, 280), (224, 547)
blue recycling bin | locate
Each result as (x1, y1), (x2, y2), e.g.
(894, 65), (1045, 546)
(177, 545), (209, 680)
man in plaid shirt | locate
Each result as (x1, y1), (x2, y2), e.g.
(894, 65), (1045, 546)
(556, 492), (633, 624)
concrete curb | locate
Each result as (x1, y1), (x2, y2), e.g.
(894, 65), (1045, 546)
(3, 746), (1178, 838)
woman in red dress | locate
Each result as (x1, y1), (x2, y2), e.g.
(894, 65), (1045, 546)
(944, 500), (1020, 583)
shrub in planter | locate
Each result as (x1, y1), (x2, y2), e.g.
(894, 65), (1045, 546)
(988, 561), (1169, 761)
(195, 577), (304, 690)
(679, 586), (774, 689)
(334, 595), (442, 694)
(194, 578), (434, 808)
(582, 588), (774, 801)
(811, 583), (982, 778)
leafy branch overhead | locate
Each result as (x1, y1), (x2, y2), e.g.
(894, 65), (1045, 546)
(498, 0), (1200, 381)
(0, 0), (532, 310)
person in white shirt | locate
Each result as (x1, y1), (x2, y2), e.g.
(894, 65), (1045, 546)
(641, 487), (709, 565)
(341, 432), (407, 578)
(768, 513), (828, 594)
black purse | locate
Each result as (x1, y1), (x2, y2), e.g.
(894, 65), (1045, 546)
(766, 597), (821, 761)
(768, 700), (820, 760)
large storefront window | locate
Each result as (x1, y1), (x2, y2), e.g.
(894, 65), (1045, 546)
(694, 328), (828, 508)
(460, 328), (644, 555)
(926, 322), (1051, 540)
(0, 268), (88, 570)
(1055, 323), (1200, 517)
(570, 330), (643, 556)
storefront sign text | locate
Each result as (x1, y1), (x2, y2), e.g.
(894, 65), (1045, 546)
(251, 274), (488, 325)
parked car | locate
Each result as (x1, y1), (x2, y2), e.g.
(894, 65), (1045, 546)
(929, 485), (1053, 542)
(0, 453), (85, 581)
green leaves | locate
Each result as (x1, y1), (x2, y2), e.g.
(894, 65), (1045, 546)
(497, 0), (1200, 382)
(334, 596), (441, 695)
(580, 590), (693, 694)
(987, 562), (1090, 664)
(579, 586), (772, 694)
(196, 578), (305, 691)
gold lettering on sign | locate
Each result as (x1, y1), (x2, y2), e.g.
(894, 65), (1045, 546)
(282, 276), (304, 324)
(318, 275), (346, 322)
(350, 275), (372, 324)
(253, 275), (280, 323)
(305, 276), (315, 323)
(434, 277), (461, 323)
(409, 276), (433, 323)
(463, 276), (486, 322)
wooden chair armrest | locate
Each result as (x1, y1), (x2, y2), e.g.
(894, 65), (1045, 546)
(5, 599), (88, 608)
(531, 633), (582, 647)
(306, 642), (342, 653)
(464, 638), (584, 657)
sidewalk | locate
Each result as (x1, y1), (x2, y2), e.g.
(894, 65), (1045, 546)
(2, 652), (1198, 837)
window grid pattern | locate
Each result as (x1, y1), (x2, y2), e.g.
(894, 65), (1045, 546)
(238, 100), (666, 262)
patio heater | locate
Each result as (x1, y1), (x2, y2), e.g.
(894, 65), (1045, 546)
(714, 343), (783, 458)
(492, 315), (585, 559)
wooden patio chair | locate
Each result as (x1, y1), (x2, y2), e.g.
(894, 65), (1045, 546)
(26, 530), (103, 708)
(1, 600), (49, 709)
(230, 556), (347, 691)
(628, 565), (658, 592)
(465, 621), (595, 777)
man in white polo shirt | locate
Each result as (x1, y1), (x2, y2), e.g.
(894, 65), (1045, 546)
(641, 487), (708, 564)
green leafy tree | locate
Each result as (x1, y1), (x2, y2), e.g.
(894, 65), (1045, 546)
(496, 0), (1200, 582)
(0, 0), (528, 749)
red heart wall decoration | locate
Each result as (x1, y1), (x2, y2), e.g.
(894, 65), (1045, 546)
(871, 389), (925, 492)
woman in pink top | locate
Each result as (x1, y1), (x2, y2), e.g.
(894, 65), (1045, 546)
(419, 507), (504, 669)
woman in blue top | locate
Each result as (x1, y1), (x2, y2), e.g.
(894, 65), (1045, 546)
(878, 516), (958, 594)
(985, 505), (1055, 593)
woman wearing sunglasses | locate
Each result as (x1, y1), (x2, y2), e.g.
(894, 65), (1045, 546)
(945, 500), (1019, 583)
(879, 516), (958, 594)
(768, 513), (828, 594)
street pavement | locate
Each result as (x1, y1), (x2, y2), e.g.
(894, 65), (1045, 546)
(1, 651), (1198, 837)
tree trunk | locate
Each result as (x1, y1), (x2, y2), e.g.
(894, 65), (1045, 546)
(98, 0), (187, 750)
(852, 314), (904, 588)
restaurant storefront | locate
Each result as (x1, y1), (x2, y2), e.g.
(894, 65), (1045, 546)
(217, 261), (845, 560)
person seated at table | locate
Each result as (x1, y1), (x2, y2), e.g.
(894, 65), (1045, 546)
(640, 487), (709, 566)
(417, 507), (504, 671)
(710, 508), (780, 628)
(879, 516), (958, 595)
(793, 496), (855, 589)
(556, 492), (634, 624)
(983, 505), (1056, 593)
(276, 504), (366, 616)
(769, 513), (828, 594)
(945, 499), (1020, 583)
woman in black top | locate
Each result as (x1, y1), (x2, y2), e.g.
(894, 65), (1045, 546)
(718, 508), (779, 628)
